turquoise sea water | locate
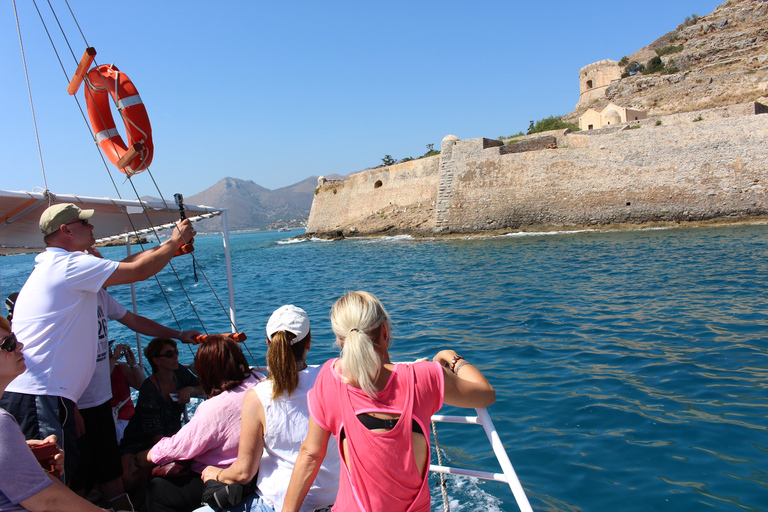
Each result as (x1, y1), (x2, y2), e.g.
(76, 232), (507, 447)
(2, 224), (767, 512)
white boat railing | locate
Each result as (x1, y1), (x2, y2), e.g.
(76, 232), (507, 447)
(429, 408), (533, 512)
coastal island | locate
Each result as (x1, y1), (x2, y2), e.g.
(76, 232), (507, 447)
(305, 0), (768, 238)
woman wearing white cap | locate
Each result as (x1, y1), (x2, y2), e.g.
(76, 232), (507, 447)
(198, 305), (340, 512)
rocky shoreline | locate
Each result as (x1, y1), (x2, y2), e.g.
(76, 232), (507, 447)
(300, 215), (768, 241)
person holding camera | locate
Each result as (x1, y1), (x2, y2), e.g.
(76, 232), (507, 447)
(110, 342), (147, 444)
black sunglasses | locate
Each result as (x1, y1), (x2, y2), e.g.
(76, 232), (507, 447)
(1, 333), (18, 352)
(158, 349), (179, 359)
(64, 219), (90, 227)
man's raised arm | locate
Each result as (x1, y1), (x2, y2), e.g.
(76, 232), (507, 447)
(104, 219), (195, 287)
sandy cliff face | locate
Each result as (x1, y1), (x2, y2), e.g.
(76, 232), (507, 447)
(564, 0), (768, 123)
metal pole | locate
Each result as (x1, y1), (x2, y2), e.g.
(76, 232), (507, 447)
(125, 235), (143, 367)
(476, 407), (533, 512)
(220, 210), (237, 332)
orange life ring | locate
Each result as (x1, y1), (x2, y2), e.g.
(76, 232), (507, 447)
(84, 64), (153, 176)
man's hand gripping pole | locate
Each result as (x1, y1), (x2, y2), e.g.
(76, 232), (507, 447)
(173, 193), (195, 256)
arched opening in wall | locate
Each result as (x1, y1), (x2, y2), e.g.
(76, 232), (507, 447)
(374, 180), (383, 189)
(586, 79), (593, 89)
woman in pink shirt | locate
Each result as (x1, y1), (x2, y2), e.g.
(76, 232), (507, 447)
(283, 291), (496, 512)
(133, 335), (263, 512)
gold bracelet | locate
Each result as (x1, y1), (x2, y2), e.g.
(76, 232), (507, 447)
(216, 469), (223, 482)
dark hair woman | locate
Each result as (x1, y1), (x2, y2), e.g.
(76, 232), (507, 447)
(132, 335), (264, 511)
(118, 337), (203, 504)
(283, 291), (496, 512)
(199, 305), (340, 512)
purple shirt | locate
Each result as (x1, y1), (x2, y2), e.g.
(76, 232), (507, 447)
(0, 409), (53, 510)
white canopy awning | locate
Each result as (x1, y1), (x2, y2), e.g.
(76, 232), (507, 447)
(0, 189), (223, 255)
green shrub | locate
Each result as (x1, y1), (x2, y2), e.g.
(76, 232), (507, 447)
(419, 144), (440, 159)
(644, 56), (665, 74)
(655, 120), (663, 126)
(629, 125), (641, 130)
(678, 14), (700, 30)
(656, 45), (684, 56)
(527, 115), (579, 135)
(625, 61), (645, 76)
(619, 56), (629, 66)
(662, 67), (680, 75)
(314, 187), (320, 195)
(670, 34), (678, 43)
(746, 70), (756, 75)
(693, 115), (703, 122)
(333, 188), (338, 194)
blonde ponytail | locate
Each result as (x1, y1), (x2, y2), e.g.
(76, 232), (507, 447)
(331, 291), (391, 399)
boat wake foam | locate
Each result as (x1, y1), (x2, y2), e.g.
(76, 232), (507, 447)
(429, 474), (505, 512)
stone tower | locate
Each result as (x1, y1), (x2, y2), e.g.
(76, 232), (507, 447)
(577, 59), (622, 107)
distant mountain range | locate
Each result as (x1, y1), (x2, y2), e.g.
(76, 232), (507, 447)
(146, 175), (344, 233)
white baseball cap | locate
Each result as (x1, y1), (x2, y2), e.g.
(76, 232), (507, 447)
(266, 305), (310, 344)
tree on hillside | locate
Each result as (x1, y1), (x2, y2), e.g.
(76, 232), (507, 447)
(626, 61), (645, 76)
(527, 115), (579, 135)
(643, 56), (665, 74)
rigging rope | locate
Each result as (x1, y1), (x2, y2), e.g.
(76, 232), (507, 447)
(431, 420), (451, 512)
(13, 0), (49, 195)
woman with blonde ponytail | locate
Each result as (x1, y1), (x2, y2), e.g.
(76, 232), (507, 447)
(198, 305), (339, 512)
(283, 291), (496, 512)
(330, 290), (390, 398)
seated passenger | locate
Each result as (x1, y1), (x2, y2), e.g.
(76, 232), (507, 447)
(133, 335), (263, 512)
(283, 291), (496, 512)
(119, 337), (203, 503)
(0, 316), (116, 512)
(198, 305), (340, 512)
(110, 341), (147, 444)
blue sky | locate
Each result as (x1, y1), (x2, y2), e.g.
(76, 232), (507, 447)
(1, 0), (723, 201)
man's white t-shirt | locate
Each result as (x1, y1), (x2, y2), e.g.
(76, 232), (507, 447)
(78, 289), (128, 409)
(7, 248), (119, 402)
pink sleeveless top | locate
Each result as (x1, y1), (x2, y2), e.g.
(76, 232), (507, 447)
(308, 359), (444, 512)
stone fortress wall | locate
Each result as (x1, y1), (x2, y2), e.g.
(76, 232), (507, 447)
(307, 103), (768, 235)
(307, 156), (440, 232)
